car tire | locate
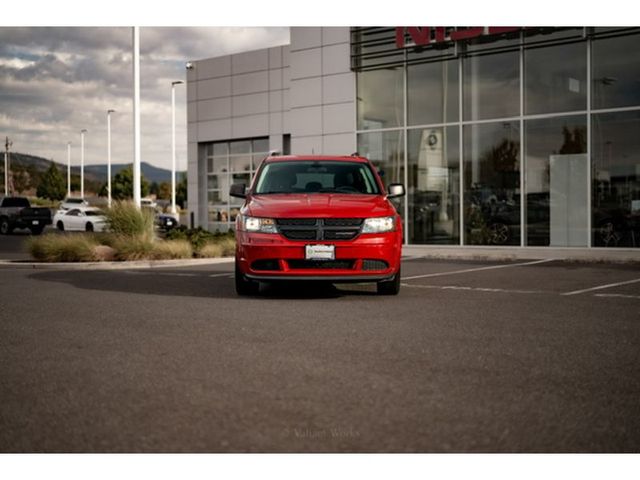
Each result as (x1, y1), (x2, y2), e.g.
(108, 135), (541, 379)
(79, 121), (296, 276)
(57, 221), (64, 231)
(235, 259), (259, 296)
(30, 226), (44, 235)
(0, 218), (12, 235)
(377, 267), (401, 295)
(85, 222), (94, 232)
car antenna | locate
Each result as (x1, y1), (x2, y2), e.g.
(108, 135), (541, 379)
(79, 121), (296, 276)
(351, 152), (359, 157)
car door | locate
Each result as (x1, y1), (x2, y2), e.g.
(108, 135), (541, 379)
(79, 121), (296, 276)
(64, 209), (82, 231)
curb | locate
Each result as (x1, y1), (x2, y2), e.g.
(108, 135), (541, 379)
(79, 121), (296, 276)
(0, 257), (235, 270)
(400, 246), (640, 264)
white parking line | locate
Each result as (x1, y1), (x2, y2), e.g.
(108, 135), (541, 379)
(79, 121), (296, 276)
(562, 278), (640, 296)
(209, 273), (234, 278)
(401, 283), (546, 295)
(595, 293), (640, 300)
(401, 258), (556, 280)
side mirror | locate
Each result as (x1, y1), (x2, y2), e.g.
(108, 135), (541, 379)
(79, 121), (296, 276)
(387, 183), (405, 198)
(229, 183), (247, 199)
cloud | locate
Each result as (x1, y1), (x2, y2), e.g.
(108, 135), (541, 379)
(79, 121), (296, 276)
(0, 26), (290, 172)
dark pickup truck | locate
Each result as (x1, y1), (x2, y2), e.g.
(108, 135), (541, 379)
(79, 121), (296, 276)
(0, 196), (52, 235)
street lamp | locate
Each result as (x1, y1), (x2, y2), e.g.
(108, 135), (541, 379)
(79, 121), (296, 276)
(67, 141), (71, 198)
(107, 109), (115, 208)
(132, 26), (141, 208)
(80, 129), (87, 199)
(171, 80), (184, 215)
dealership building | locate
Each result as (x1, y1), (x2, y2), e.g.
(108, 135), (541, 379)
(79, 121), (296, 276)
(186, 27), (640, 251)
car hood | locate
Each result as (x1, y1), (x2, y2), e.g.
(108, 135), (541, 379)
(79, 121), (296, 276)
(245, 194), (395, 218)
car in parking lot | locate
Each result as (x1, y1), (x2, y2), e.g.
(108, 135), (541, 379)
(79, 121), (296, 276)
(230, 155), (405, 296)
(0, 196), (52, 235)
(58, 197), (90, 212)
(53, 206), (107, 232)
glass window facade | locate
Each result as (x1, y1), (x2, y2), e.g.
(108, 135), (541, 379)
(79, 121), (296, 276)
(355, 28), (640, 248)
(200, 137), (270, 231)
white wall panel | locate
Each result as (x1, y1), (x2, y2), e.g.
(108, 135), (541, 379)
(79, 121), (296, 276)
(322, 43), (351, 75)
(290, 106), (322, 137)
(290, 48), (321, 80)
(198, 76), (232, 99)
(290, 77), (322, 107)
(232, 92), (269, 117)
(197, 56), (231, 80)
(291, 27), (322, 51)
(322, 102), (356, 135)
(322, 73), (355, 104)
(232, 71), (269, 95)
(231, 49), (269, 74)
(197, 97), (231, 122)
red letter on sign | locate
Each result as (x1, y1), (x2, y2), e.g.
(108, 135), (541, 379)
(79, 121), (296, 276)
(450, 27), (485, 41)
(487, 27), (520, 35)
(407, 27), (431, 46)
(396, 27), (406, 48)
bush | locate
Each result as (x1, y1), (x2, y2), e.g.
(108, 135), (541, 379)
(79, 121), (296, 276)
(149, 239), (193, 260)
(197, 242), (223, 258)
(28, 233), (100, 262)
(166, 226), (216, 251)
(218, 236), (236, 256)
(112, 235), (155, 261)
(104, 201), (155, 237)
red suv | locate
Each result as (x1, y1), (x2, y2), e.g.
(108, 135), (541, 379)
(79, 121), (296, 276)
(230, 155), (405, 296)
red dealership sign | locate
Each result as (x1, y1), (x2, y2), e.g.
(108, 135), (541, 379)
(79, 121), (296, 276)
(395, 27), (520, 48)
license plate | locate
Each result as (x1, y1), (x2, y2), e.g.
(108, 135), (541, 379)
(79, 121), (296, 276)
(32, 220), (39, 225)
(305, 244), (335, 260)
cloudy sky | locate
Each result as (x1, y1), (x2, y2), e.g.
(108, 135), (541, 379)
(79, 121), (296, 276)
(0, 27), (290, 171)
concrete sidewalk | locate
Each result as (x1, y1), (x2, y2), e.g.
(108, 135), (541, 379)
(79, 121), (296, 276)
(402, 245), (640, 263)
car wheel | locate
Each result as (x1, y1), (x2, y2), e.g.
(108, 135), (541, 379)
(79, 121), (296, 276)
(488, 222), (510, 245)
(377, 267), (401, 295)
(57, 221), (65, 231)
(0, 218), (10, 235)
(85, 222), (94, 232)
(235, 258), (259, 296)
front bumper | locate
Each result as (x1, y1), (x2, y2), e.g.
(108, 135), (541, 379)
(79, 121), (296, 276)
(236, 230), (402, 282)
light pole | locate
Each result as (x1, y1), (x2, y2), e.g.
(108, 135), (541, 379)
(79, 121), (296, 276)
(107, 109), (115, 208)
(67, 141), (71, 198)
(4, 137), (12, 196)
(80, 129), (87, 199)
(132, 26), (141, 208)
(171, 80), (183, 215)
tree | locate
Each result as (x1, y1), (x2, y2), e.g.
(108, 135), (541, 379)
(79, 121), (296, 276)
(176, 173), (187, 209)
(11, 164), (31, 194)
(157, 181), (171, 200)
(110, 165), (150, 200)
(37, 162), (66, 201)
(149, 181), (160, 196)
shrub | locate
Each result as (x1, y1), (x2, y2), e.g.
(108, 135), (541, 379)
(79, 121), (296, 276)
(104, 201), (155, 237)
(197, 242), (223, 258)
(149, 239), (193, 260)
(28, 233), (100, 262)
(112, 235), (155, 261)
(166, 226), (216, 251)
(218, 236), (236, 256)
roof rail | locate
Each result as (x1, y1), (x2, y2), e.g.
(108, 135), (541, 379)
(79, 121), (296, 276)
(268, 150), (280, 157)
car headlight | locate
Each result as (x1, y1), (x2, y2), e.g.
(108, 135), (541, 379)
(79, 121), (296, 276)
(362, 216), (395, 233)
(243, 216), (278, 234)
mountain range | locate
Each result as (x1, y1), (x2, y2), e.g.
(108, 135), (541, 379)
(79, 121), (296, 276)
(7, 152), (185, 184)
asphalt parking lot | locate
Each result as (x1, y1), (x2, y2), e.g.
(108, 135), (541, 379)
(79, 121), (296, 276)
(1, 248), (639, 453)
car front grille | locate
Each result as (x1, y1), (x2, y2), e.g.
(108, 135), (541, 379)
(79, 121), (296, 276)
(275, 218), (363, 241)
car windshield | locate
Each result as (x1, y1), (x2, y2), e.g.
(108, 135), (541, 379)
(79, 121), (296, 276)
(65, 198), (84, 204)
(2, 197), (30, 207)
(254, 161), (380, 195)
